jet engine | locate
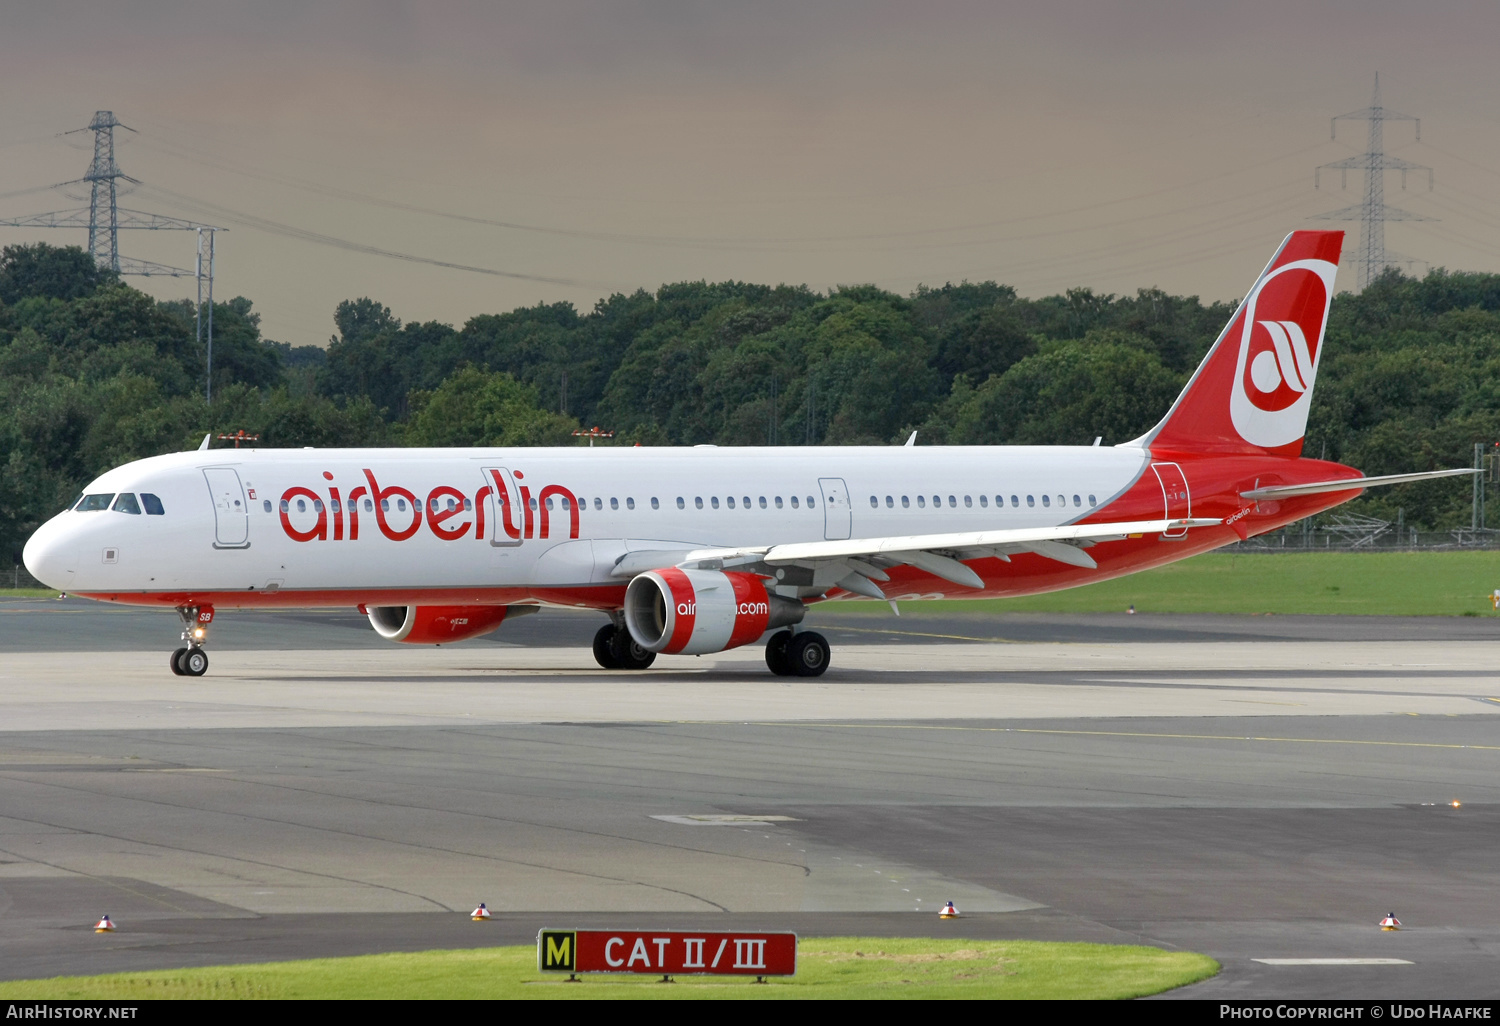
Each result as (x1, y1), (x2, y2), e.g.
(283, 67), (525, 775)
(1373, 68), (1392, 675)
(623, 568), (804, 655)
(366, 604), (526, 644)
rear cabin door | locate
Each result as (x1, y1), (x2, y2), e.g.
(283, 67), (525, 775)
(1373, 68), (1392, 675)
(819, 477), (852, 540)
(203, 468), (250, 548)
(1151, 462), (1191, 539)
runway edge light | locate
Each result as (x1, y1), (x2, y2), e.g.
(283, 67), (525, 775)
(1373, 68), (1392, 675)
(471, 903), (491, 921)
(94, 914), (115, 933)
(940, 900), (959, 919)
(1380, 913), (1401, 931)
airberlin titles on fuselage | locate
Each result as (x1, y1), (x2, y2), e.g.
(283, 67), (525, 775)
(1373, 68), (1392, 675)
(278, 468), (579, 544)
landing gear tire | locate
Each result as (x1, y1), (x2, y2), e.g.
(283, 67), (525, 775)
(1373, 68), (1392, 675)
(609, 629), (657, 671)
(180, 647), (209, 677)
(788, 631), (830, 677)
(170, 647), (189, 676)
(765, 630), (794, 676)
(593, 625), (621, 669)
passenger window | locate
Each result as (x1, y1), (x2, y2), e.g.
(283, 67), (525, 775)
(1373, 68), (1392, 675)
(398, 498), (409, 512)
(610, 497), (619, 510)
(314, 499), (324, 513)
(950, 495), (958, 507)
(979, 495), (987, 507)
(626, 497), (635, 510)
(1010, 495), (1019, 507)
(885, 496), (894, 508)
(964, 495), (972, 507)
(651, 497), (660, 509)
(775, 496), (784, 508)
(808, 496), (816, 508)
(280, 499), (290, 513)
(711, 496), (720, 509)
(559, 497), (569, 510)
(1088, 494), (1097, 507)
(870, 496), (878, 508)
(917, 496), (926, 508)
(364, 499), (374, 512)
(695, 497), (704, 509)
(527, 497), (536, 511)
(1042, 495), (1051, 507)
(112, 493), (142, 515)
(545, 497), (555, 511)
(297, 499), (308, 512)
(759, 496), (767, 508)
(332, 500), (342, 513)
(726, 496), (735, 509)
(677, 497), (685, 509)
(790, 496), (799, 509)
(902, 496), (909, 507)
(262, 500), (272, 514)
(1026, 495), (1035, 507)
(1057, 495), (1066, 507)
(742, 496), (750, 508)
(1073, 494), (1082, 507)
(463, 498), (471, 511)
(78, 493), (114, 512)
(594, 498), (603, 510)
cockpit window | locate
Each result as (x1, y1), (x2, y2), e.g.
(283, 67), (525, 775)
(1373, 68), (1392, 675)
(141, 493), (165, 516)
(77, 493), (114, 512)
(112, 493), (142, 515)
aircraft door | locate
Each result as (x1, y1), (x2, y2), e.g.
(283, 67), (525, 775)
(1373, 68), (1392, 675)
(819, 477), (852, 540)
(203, 468), (250, 548)
(1151, 462), (1190, 539)
(480, 466), (524, 546)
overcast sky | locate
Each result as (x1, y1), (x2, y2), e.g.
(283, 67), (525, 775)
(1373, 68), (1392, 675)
(3, 1), (1499, 346)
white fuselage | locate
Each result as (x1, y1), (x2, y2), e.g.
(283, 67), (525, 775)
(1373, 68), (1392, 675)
(24, 445), (1150, 603)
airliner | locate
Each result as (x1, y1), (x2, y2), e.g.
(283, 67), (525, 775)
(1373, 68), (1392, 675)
(21, 230), (1472, 677)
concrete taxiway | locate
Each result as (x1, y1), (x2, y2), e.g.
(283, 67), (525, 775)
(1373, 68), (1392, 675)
(1, 598), (1498, 998)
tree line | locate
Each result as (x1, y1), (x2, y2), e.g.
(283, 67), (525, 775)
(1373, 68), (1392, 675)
(4, 241), (1499, 563)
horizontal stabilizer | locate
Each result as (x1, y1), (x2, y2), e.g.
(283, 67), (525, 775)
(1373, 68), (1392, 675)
(1241, 468), (1477, 500)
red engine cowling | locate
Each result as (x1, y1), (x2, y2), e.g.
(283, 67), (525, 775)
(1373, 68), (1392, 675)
(366, 604), (514, 644)
(624, 569), (804, 655)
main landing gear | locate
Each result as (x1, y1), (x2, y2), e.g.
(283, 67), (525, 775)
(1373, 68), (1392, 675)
(765, 629), (830, 678)
(169, 605), (213, 677)
(593, 622), (657, 670)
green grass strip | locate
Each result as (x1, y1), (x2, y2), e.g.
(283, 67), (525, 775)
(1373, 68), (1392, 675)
(0, 937), (1217, 1000)
(813, 550), (1500, 618)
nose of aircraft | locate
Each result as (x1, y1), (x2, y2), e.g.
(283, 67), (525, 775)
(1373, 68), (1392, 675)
(22, 515), (79, 590)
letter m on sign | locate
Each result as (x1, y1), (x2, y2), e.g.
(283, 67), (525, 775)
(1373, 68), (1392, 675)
(539, 930), (576, 972)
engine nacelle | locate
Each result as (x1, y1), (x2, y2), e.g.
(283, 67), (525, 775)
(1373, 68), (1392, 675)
(624, 568), (804, 655)
(366, 604), (520, 644)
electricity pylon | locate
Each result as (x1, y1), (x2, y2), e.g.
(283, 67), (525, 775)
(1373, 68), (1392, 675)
(1315, 74), (1433, 290)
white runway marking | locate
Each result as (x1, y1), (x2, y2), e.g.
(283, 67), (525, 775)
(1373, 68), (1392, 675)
(1254, 958), (1413, 965)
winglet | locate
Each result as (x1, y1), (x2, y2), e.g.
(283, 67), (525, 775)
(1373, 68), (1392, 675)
(197, 433), (211, 451)
(905, 431), (917, 447)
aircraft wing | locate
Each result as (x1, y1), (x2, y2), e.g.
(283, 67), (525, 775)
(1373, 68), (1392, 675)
(610, 517), (1220, 593)
(1240, 468), (1477, 500)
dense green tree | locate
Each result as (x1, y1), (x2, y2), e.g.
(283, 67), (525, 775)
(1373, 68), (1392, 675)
(0, 243), (116, 305)
(402, 367), (576, 447)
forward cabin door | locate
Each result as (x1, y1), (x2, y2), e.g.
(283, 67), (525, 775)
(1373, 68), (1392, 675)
(480, 466), (524, 546)
(203, 468), (250, 548)
(819, 477), (852, 540)
(1151, 462), (1190, 539)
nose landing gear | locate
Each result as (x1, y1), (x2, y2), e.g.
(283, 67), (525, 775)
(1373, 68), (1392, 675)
(170, 605), (214, 677)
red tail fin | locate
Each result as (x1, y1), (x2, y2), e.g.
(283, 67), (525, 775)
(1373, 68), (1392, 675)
(1137, 230), (1343, 457)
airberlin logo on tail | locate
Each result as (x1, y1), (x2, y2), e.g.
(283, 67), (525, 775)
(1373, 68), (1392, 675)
(1228, 258), (1338, 449)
